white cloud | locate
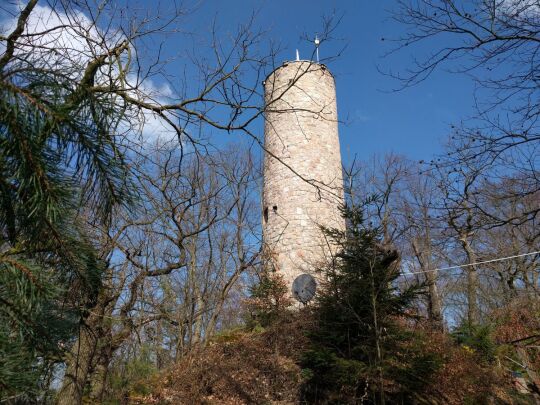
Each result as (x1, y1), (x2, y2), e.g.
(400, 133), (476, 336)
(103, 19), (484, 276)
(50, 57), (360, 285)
(1, 3), (117, 77)
(123, 74), (179, 145)
(499, 0), (540, 17)
(0, 3), (179, 145)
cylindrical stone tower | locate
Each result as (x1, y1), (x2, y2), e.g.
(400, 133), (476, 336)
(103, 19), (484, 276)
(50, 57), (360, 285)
(262, 60), (345, 297)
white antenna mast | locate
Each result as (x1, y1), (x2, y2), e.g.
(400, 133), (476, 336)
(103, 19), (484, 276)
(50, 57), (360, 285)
(296, 49), (300, 61)
(314, 35), (320, 62)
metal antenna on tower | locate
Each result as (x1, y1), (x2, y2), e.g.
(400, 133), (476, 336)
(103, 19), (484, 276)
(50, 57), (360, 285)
(296, 49), (300, 61)
(314, 35), (320, 62)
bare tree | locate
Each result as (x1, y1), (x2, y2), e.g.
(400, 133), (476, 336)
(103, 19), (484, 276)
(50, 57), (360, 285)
(470, 177), (539, 309)
(435, 164), (484, 325)
(58, 144), (260, 403)
(344, 155), (445, 327)
(401, 168), (445, 327)
(388, 0), (540, 227)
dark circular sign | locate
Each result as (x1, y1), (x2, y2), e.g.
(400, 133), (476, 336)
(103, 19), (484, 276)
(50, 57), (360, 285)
(292, 273), (317, 304)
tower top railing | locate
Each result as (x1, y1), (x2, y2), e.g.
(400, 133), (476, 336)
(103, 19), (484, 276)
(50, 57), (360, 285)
(263, 60), (333, 84)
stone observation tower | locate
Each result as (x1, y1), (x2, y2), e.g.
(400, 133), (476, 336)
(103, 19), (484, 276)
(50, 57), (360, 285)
(262, 59), (345, 300)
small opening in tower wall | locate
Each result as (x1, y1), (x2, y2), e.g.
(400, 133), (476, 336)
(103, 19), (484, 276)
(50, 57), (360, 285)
(272, 205), (278, 212)
(263, 207), (268, 223)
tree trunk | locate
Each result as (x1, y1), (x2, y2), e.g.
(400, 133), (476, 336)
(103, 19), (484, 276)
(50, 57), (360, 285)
(460, 236), (479, 325)
(412, 238), (443, 329)
(369, 263), (385, 405)
(57, 324), (99, 405)
(57, 287), (114, 405)
(155, 320), (166, 370)
(88, 347), (112, 403)
(466, 267), (478, 325)
(192, 294), (205, 346)
(88, 317), (114, 404)
(426, 269), (443, 327)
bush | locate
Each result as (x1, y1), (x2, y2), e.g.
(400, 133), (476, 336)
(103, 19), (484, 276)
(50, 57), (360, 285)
(452, 322), (497, 363)
(137, 314), (309, 404)
(245, 271), (292, 329)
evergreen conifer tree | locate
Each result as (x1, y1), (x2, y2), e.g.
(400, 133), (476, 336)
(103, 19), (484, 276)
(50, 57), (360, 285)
(0, 2), (131, 399)
(301, 203), (441, 404)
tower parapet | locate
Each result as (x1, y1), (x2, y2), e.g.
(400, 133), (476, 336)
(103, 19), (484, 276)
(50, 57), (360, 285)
(262, 61), (345, 298)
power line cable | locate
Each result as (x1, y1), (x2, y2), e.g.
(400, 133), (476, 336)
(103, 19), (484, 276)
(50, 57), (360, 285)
(401, 251), (540, 277)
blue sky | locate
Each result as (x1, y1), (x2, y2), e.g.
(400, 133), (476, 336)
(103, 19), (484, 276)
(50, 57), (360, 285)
(1, 0), (477, 164)
(170, 0), (477, 165)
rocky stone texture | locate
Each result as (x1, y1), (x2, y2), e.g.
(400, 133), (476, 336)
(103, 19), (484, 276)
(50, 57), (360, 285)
(262, 61), (345, 294)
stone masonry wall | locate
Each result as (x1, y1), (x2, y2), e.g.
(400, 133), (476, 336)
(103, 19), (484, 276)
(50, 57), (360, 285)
(262, 61), (345, 295)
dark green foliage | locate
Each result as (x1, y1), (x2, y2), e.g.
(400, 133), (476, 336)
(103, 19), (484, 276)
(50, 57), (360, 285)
(247, 271), (291, 329)
(0, 259), (73, 396)
(301, 204), (440, 404)
(452, 322), (496, 363)
(386, 329), (443, 397)
(0, 248), (103, 400)
(0, 3), (131, 399)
